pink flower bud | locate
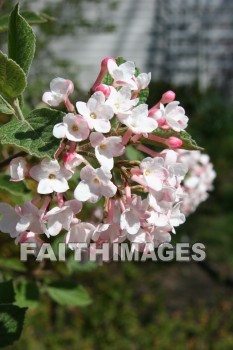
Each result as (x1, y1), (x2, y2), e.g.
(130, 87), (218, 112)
(167, 137), (183, 149)
(95, 84), (111, 98)
(161, 90), (176, 104)
(101, 57), (115, 69)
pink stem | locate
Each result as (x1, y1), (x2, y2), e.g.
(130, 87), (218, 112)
(65, 97), (75, 113)
(107, 199), (115, 223)
(132, 90), (139, 99)
(131, 168), (142, 176)
(55, 142), (66, 160)
(118, 197), (126, 212)
(40, 196), (51, 215)
(125, 185), (131, 204)
(57, 193), (64, 208)
(137, 144), (159, 157)
(122, 129), (133, 146)
(131, 174), (147, 187)
(92, 68), (107, 91)
(69, 141), (77, 153)
(131, 133), (142, 143)
(31, 195), (41, 205)
(147, 134), (167, 146)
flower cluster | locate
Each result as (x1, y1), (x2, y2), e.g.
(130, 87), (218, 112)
(0, 57), (215, 259)
(178, 150), (216, 215)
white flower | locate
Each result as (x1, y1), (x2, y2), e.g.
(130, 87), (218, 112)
(44, 200), (82, 237)
(151, 226), (172, 247)
(0, 201), (44, 238)
(66, 220), (95, 249)
(135, 72), (151, 90)
(107, 60), (138, 90)
(74, 165), (117, 203)
(154, 101), (188, 132)
(106, 86), (138, 115)
(30, 158), (72, 194)
(118, 104), (158, 134)
(148, 186), (176, 213)
(10, 157), (28, 182)
(42, 78), (74, 107)
(16, 232), (44, 255)
(53, 113), (90, 142)
(76, 91), (114, 133)
(168, 202), (185, 227)
(90, 132), (125, 171)
(0, 203), (21, 238)
(140, 157), (169, 191)
(120, 196), (149, 235)
(162, 150), (188, 186)
(15, 201), (44, 234)
(92, 223), (123, 244)
(177, 150), (216, 215)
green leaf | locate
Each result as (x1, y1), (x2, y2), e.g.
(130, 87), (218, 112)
(0, 174), (30, 197)
(126, 145), (144, 161)
(0, 304), (26, 348)
(116, 56), (126, 66)
(140, 128), (204, 151)
(8, 4), (36, 76)
(102, 73), (113, 85)
(0, 51), (27, 98)
(0, 108), (65, 159)
(66, 258), (97, 273)
(0, 11), (55, 33)
(0, 259), (27, 273)
(138, 87), (149, 105)
(0, 281), (15, 304)
(19, 11), (55, 25)
(0, 95), (14, 115)
(14, 280), (39, 308)
(46, 282), (92, 307)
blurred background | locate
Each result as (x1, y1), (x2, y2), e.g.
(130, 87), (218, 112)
(1, 0), (233, 349)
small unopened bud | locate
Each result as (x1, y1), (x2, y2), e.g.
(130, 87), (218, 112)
(95, 84), (111, 98)
(167, 137), (183, 149)
(101, 57), (115, 69)
(161, 90), (176, 104)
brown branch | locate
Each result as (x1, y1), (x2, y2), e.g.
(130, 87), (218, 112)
(196, 259), (233, 288)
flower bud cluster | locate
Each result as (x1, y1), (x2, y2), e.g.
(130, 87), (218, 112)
(0, 57), (215, 259)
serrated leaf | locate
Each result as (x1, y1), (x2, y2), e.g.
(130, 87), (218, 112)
(0, 259), (27, 273)
(102, 72), (114, 85)
(138, 87), (149, 104)
(0, 304), (27, 348)
(116, 56), (126, 66)
(0, 108), (65, 159)
(14, 280), (39, 308)
(0, 281), (15, 304)
(0, 95), (14, 115)
(8, 4), (36, 76)
(0, 174), (30, 197)
(46, 282), (92, 307)
(140, 128), (203, 151)
(0, 51), (27, 98)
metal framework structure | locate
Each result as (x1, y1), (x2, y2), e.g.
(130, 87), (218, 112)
(146, 0), (233, 92)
